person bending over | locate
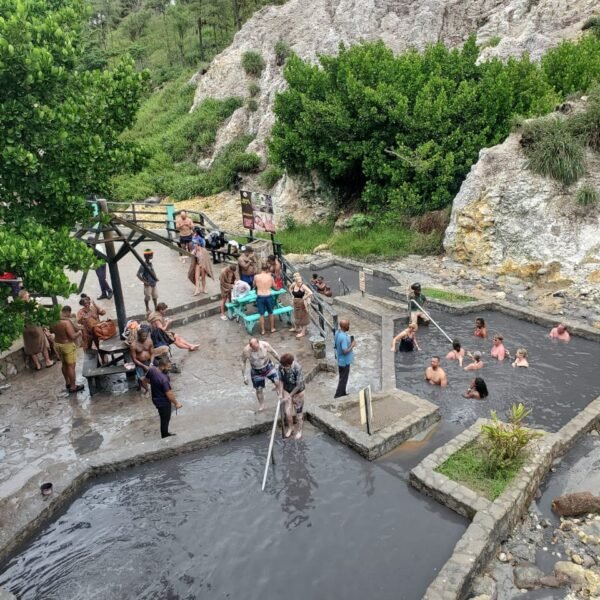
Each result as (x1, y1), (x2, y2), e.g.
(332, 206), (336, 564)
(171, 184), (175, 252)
(278, 353), (306, 440)
(425, 356), (447, 387)
(241, 338), (280, 412)
(463, 377), (489, 400)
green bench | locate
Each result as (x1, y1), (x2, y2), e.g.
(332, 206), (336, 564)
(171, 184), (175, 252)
(231, 305), (293, 334)
(82, 351), (131, 395)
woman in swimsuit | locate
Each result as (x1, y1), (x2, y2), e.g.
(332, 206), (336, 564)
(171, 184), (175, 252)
(463, 377), (489, 400)
(289, 273), (313, 339)
(390, 323), (420, 352)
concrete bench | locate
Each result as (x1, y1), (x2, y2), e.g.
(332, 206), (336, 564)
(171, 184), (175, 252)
(82, 351), (129, 395)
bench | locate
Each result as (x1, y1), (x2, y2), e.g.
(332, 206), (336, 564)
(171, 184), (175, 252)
(241, 305), (293, 334)
(210, 248), (238, 264)
(82, 351), (131, 395)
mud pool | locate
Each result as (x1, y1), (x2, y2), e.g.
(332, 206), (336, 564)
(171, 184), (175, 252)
(301, 265), (397, 299)
(0, 428), (466, 600)
(394, 310), (600, 431)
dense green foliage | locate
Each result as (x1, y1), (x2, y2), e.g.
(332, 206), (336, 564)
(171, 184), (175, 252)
(270, 33), (600, 217)
(110, 75), (259, 201)
(259, 165), (284, 188)
(85, 0), (286, 83)
(436, 442), (524, 500)
(0, 0), (146, 351)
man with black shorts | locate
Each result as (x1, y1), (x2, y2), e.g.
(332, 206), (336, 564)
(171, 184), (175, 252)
(144, 356), (182, 438)
(254, 261), (276, 335)
(176, 210), (194, 261)
(241, 338), (280, 412)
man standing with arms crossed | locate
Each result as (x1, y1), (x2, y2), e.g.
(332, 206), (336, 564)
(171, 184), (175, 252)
(238, 246), (257, 287)
(334, 319), (356, 398)
(241, 337), (280, 412)
(144, 356), (182, 438)
(254, 261), (277, 335)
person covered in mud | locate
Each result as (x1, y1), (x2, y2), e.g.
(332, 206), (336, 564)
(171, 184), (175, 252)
(241, 338), (281, 412)
(278, 353), (305, 440)
(490, 333), (509, 360)
(512, 348), (529, 368)
(130, 328), (154, 394)
(408, 282), (430, 325)
(549, 323), (571, 342)
(425, 356), (447, 387)
(390, 322), (420, 352)
(473, 317), (487, 339)
(463, 377), (489, 400)
(464, 351), (484, 371)
(446, 339), (465, 366)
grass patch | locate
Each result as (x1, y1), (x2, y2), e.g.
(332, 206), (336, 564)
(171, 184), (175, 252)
(576, 184), (599, 206)
(521, 117), (586, 186)
(273, 221), (444, 258)
(259, 165), (284, 189)
(422, 288), (477, 303)
(436, 442), (524, 500)
(241, 51), (265, 77)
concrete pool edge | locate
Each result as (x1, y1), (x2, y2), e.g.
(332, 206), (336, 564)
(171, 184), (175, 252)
(409, 395), (600, 600)
(307, 390), (440, 460)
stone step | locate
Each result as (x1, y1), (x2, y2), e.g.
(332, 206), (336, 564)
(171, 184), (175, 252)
(168, 300), (222, 328)
(129, 293), (221, 322)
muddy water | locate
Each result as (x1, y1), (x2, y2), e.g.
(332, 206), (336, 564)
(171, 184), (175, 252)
(0, 428), (466, 600)
(301, 265), (397, 299)
(394, 310), (600, 431)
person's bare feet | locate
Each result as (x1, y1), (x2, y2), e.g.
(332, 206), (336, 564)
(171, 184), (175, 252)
(285, 427), (293, 438)
(257, 405), (265, 412)
(193, 291), (200, 296)
(271, 328), (277, 333)
(289, 327), (296, 332)
(296, 333), (305, 339)
(294, 430), (302, 440)
(189, 345), (200, 351)
(261, 330), (266, 336)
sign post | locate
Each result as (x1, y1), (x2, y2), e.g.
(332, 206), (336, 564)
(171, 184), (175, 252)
(358, 385), (374, 435)
(359, 270), (366, 297)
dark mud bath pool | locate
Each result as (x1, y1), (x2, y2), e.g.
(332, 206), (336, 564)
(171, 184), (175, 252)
(394, 310), (600, 431)
(0, 429), (466, 600)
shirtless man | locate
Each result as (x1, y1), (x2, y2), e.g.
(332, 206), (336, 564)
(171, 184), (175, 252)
(241, 338), (280, 411)
(50, 306), (84, 393)
(424, 356), (448, 387)
(254, 262), (276, 335)
(549, 323), (571, 342)
(237, 246), (256, 287)
(176, 210), (194, 260)
(130, 328), (154, 393)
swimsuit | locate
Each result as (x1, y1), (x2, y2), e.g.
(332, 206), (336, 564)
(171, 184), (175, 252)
(251, 361), (279, 389)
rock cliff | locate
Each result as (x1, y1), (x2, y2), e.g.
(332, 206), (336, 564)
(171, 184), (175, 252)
(443, 115), (600, 288)
(192, 0), (596, 162)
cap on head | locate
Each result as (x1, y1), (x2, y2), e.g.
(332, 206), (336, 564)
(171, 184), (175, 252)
(144, 249), (154, 258)
(411, 282), (421, 292)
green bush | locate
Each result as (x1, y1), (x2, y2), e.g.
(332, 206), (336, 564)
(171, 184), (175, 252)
(259, 165), (284, 188)
(344, 213), (376, 237)
(241, 51), (266, 77)
(542, 34), (600, 96)
(483, 35), (501, 48)
(275, 39), (292, 65)
(247, 98), (259, 112)
(480, 404), (542, 474)
(582, 15), (600, 39)
(576, 184), (599, 206)
(270, 36), (559, 215)
(248, 82), (260, 97)
(570, 85), (600, 152)
(521, 117), (586, 186)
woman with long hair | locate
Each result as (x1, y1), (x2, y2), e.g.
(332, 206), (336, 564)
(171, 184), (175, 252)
(463, 377), (489, 400)
(288, 272), (313, 339)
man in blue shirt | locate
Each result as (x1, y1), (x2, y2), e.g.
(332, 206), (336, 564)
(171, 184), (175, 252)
(334, 319), (356, 398)
(144, 356), (182, 438)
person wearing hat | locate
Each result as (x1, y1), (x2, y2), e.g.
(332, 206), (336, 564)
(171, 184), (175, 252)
(137, 249), (159, 313)
(408, 282), (430, 326)
(237, 246), (256, 287)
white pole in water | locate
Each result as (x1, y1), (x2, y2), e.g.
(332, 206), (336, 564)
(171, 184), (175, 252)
(261, 400), (281, 491)
(412, 300), (454, 345)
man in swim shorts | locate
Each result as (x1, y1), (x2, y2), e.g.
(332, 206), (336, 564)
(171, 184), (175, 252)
(241, 338), (281, 411)
(254, 262), (276, 335)
(50, 306), (84, 393)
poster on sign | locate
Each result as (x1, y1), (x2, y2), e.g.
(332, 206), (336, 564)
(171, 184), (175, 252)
(240, 190), (276, 233)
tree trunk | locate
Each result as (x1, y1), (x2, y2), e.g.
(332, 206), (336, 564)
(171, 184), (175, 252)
(197, 17), (204, 60)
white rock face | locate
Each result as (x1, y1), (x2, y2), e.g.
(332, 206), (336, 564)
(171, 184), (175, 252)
(191, 0), (596, 161)
(443, 128), (600, 284)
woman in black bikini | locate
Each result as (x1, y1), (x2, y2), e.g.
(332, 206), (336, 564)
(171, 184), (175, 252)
(390, 323), (420, 352)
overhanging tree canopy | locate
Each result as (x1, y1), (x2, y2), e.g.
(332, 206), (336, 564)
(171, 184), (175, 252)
(0, 0), (147, 352)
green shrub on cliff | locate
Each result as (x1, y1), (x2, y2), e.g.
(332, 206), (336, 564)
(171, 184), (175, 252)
(270, 36), (558, 216)
(242, 51), (266, 77)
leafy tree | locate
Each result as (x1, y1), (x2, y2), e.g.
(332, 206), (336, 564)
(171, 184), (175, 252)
(269, 37), (561, 215)
(0, 0), (147, 351)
